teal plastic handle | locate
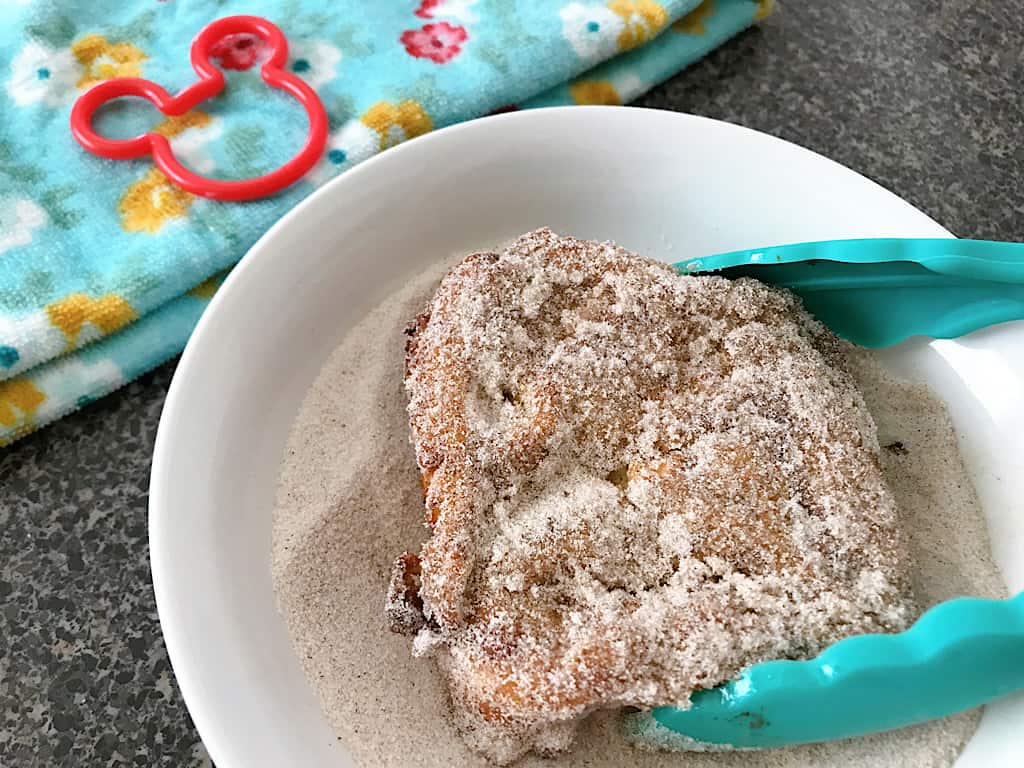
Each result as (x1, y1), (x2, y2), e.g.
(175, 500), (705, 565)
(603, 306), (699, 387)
(674, 238), (1024, 348)
(649, 592), (1024, 748)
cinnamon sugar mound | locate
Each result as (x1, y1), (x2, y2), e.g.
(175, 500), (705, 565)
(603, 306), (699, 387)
(387, 229), (915, 764)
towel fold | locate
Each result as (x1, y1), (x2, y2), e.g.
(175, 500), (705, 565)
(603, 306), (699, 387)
(0, 0), (772, 445)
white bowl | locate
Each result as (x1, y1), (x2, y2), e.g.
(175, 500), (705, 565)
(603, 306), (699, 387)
(149, 107), (1024, 767)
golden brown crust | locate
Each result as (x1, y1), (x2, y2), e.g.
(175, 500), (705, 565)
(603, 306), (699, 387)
(385, 553), (426, 635)
(387, 229), (913, 764)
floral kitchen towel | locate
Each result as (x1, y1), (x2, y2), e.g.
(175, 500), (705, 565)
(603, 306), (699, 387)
(0, 0), (772, 445)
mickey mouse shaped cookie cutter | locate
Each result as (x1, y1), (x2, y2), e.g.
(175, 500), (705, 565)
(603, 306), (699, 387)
(70, 15), (328, 202)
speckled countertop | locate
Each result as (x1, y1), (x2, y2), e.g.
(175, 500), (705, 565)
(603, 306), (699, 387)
(2, 3), (1022, 766)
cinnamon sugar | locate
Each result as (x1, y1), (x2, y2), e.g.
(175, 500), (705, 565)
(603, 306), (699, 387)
(272, 239), (1004, 768)
(392, 230), (914, 762)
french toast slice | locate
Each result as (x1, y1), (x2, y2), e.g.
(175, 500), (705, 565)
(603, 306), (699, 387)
(387, 229), (913, 764)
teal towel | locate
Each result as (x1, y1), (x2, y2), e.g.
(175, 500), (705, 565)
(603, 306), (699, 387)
(0, 0), (772, 445)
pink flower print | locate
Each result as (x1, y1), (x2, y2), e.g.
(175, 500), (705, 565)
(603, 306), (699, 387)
(209, 33), (269, 71)
(414, 0), (478, 21)
(400, 22), (468, 64)
(414, 0), (443, 17)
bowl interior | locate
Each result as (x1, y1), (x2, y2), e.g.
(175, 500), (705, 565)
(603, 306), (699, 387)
(150, 107), (1024, 768)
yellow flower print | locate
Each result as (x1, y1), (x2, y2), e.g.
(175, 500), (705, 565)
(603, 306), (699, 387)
(569, 80), (622, 106)
(152, 110), (213, 138)
(187, 272), (226, 300)
(608, 0), (668, 51)
(0, 378), (45, 441)
(673, 0), (715, 35)
(116, 111), (213, 233)
(46, 293), (137, 350)
(754, 0), (774, 21)
(119, 168), (195, 233)
(360, 100), (433, 151)
(71, 35), (147, 89)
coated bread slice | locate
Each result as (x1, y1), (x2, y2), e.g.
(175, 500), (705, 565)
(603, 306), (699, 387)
(386, 229), (914, 764)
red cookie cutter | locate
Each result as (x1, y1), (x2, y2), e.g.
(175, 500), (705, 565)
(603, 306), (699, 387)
(70, 15), (328, 202)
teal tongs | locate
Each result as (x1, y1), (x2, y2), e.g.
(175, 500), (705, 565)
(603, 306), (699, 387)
(627, 238), (1024, 749)
(677, 237), (1024, 349)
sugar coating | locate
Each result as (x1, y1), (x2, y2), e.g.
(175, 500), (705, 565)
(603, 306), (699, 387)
(389, 230), (915, 764)
(271, 250), (1002, 768)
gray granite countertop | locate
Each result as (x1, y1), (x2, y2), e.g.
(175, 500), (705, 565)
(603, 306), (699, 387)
(2, 3), (1022, 765)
